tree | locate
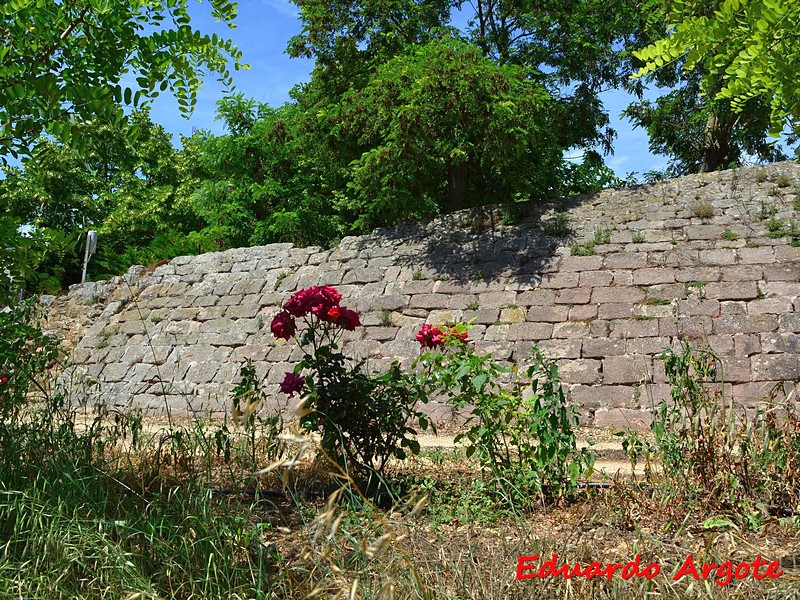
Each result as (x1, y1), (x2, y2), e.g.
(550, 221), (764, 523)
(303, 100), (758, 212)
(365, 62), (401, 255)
(634, 0), (800, 139)
(333, 37), (561, 227)
(0, 0), (245, 162)
(0, 109), (203, 292)
(623, 70), (787, 175)
(190, 95), (341, 249)
(289, 0), (655, 163)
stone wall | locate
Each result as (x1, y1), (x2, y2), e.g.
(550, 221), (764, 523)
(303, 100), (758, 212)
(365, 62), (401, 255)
(48, 163), (800, 429)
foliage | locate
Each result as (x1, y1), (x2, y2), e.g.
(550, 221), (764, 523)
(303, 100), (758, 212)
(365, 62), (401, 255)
(0, 0), (244, 162)
(0, 109), (205, 292)
(0, 300), (62, 429)
(290, 0), (654, 159)
(333, 37), (562, 227)
(230, 359), (286, 479)
(189, 96), (341, 249)
(271, 286), (430, 487)
(623, 72), (788, 175)
(623, 343), (800, 529)
(416, 328), (593, 505)
(633, 0), (800, 138)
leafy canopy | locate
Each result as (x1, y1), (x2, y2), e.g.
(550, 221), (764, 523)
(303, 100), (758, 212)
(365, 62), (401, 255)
(0, 0), (246, 162)
(634, 0), (800, 137)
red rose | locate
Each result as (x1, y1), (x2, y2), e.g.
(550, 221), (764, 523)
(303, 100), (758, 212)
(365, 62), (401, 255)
(284, 285), (343, 317)
(270, 310), (297, 340)
(318, 285), (342, 306)
(446, 330), (468, 343)
(334, 307), (361, 331)
(0, 376), (8, 385)
(280, 372), (305, 396)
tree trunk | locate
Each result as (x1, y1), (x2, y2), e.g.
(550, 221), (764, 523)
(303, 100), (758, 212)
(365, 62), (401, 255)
(701, 112), (736, 172)
(446, 162), (468, 213)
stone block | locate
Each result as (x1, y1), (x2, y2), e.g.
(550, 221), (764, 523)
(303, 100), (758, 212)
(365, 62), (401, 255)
(582, 339), (627, 358)
(569, 304), (598, 320)
(536, 339), (582, 359)
(779, 313), (800, 332)
(463, 308), (499, 324)
(552, 321), (591, 338)
(674, 267), (720, 283)
(560, 255), (604, 272)
(733, 381), (795, 407)
(364, 327), (399, 341)
(753, 331), (800, 354)
(597, 303), (633, 319)
(699, 249), (736, 266)
(604, 253), (648, 269)
(609, 318), (659, 339)
(676, 299), (720, 317)
(737, 247), (774, 264)
(609, 406), (653, 432)
(508, 322), (553, 341)
(602, 355), (652, 385)
(591, 286), (646, 304)
(632, 268), (676, 285)
(764, 265), (799, 282)
(714, 314), (778, 335)
(557, 359), (602, 384)
(409, 293), (451, 309)
(759, 282), (800, 298)
(749, 298), (793, 314)
(704, 281), (759, 300)
(478, 291), (518, 309)
(570, 385), (636, 410)
(555, 287), (592, 304)
(612, 270), (633, 286)
(579, 271), (614, 287)
(734, 334), (761, 357)
(499, 306), (527, 323)
(517, 289), (556, 305)
(540, 272), (579, 288)
(751, 354), (799, 381)
(485, 324), (510, 341)
(527, 305), (569, 323)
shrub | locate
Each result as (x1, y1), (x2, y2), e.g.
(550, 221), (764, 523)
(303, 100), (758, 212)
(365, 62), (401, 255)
(623, 343), (800, 529)
(415, 325), (593, 505)
(271, 286), (429, 488)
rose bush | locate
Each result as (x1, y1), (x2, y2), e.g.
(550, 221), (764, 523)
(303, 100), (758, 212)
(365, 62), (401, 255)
(271, 286), (429, 489)
(413, 321), (593, 505)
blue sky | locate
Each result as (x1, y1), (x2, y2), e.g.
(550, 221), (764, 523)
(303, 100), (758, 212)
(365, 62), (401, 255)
(145, 0), (667, 179)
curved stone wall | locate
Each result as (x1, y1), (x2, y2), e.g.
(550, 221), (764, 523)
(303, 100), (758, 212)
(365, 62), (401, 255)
(48, 163), (800, 428)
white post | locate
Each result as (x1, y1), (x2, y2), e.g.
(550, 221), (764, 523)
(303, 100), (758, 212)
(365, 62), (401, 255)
(81, 230), (98, 284)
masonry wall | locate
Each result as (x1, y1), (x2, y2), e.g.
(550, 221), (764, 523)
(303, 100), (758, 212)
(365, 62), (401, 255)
(48, 163), (800, 429)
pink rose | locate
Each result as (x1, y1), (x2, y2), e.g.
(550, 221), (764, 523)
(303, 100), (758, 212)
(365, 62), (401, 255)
(416, 324), (445, 348)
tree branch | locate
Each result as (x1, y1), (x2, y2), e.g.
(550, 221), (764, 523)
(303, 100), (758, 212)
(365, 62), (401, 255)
(37, 4), (90, 65)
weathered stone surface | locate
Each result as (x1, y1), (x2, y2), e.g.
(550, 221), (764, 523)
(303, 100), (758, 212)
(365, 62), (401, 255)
(602, 356), (652, 385)
(44, 162), (800, 423)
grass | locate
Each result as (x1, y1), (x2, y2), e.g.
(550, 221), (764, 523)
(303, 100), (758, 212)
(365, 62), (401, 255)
(5, 306), (800, 599)
(691, 200), (714, 219)
(542, 212), (570, 237)
(721, 229), (739, 241)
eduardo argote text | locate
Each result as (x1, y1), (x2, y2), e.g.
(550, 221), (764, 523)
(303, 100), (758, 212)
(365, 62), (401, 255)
(516, 553), (783, 586)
